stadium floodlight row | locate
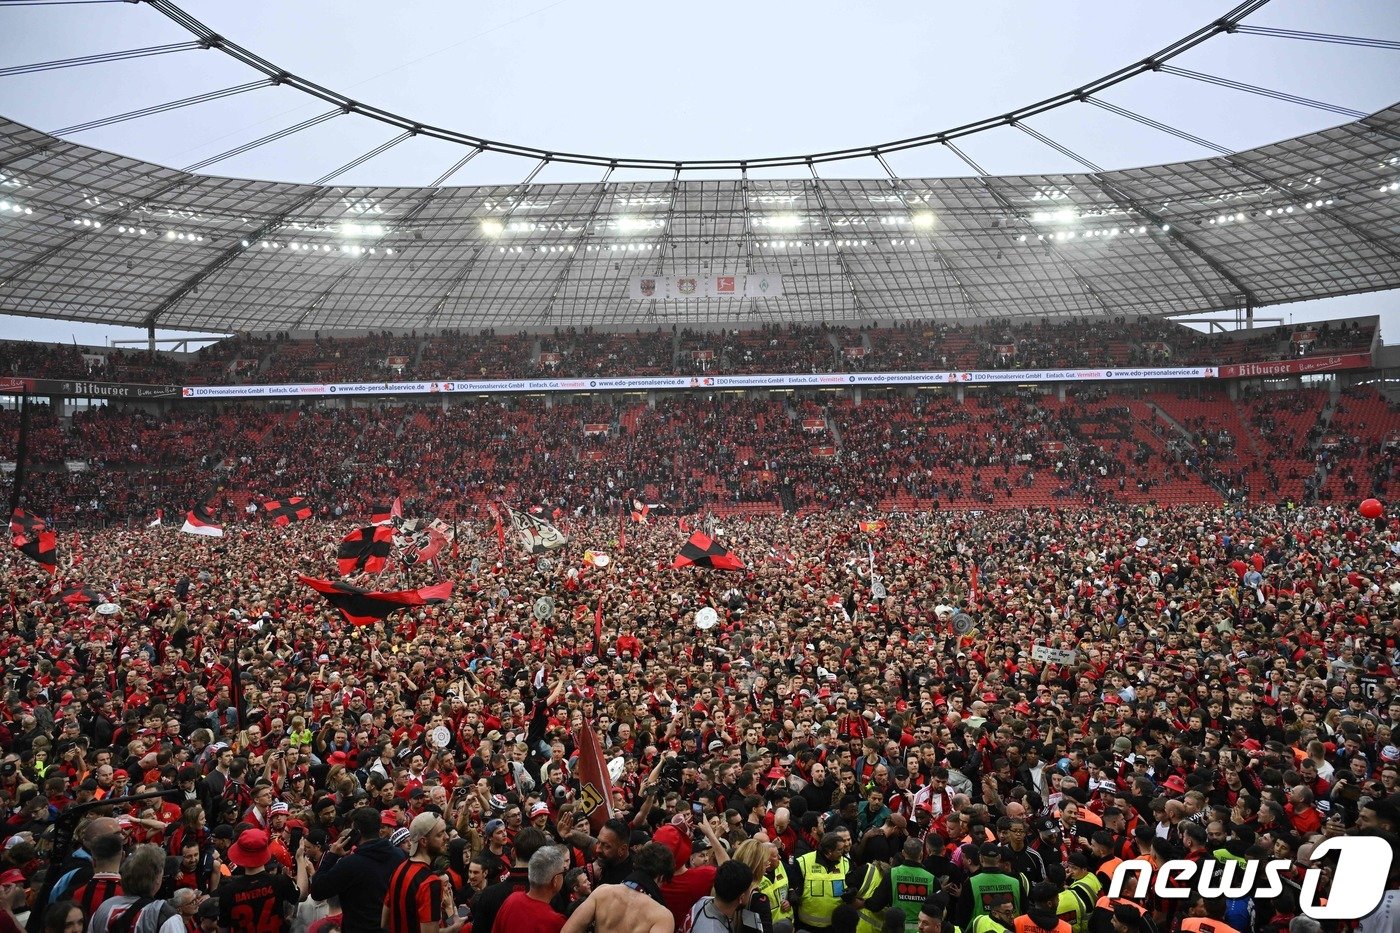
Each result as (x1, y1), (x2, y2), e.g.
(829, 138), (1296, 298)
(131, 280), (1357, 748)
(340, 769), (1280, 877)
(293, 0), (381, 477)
(0, 103), (1397, 332)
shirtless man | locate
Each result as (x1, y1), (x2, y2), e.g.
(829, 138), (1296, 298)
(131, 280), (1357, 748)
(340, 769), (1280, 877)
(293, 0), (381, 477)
(562, 842), (676, 933)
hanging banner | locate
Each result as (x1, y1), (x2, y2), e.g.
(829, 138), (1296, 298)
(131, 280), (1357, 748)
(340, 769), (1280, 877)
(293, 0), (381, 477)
(180, 365), (1221, 399)
(628, 274), (784, 300)
(583, 423), (610, 436)
(1217, 353), (1371, 379)
(843, 346), (866, 359)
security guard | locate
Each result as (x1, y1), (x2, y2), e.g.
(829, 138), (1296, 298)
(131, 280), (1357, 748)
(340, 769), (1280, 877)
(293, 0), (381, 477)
(848, 862), (889, 933)
(1063, 853), (1103, 933)
(791, 832), (850, 932)
(890, 839), (938, 933)
(967, 894), (1017, 933)
(1013, 882), (1072, 933)
(757, 842), (794, 933)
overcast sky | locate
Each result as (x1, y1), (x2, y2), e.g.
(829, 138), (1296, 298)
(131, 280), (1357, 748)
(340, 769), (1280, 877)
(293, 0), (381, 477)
(0, 0), (1396, 346)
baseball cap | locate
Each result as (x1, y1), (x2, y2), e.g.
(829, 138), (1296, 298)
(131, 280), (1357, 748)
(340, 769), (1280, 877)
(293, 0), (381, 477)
(484, 819), (505, 836)
(0, 869), (23, 885)
(381, 811), (399, 828)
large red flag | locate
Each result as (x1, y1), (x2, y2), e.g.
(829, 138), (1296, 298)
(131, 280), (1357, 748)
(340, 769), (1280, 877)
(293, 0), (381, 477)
(574, 719), (616, 833)
(969, 563), (980, 604)
(593, 600), (604, 656)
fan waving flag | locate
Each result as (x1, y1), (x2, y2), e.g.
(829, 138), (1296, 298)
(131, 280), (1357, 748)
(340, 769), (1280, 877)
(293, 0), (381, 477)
(181, 503), (223, 538)
(299, 575), (452, 627)
(506, 505), (568, 553)
(574, 718), (617, 833)
(10, 508), (57, 574)
(263, 497), (313, 526)
(147, 508), (163, 528)
(337, 525), (394, 575)
(673, 532), (746, 571)
(857, 520), (887, 534)
(369, 499), (400, 526)
(52, 583), (100, 607)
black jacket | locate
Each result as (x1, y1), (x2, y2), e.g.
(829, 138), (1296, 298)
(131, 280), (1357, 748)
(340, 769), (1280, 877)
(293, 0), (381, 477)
(310, 837), (407, 933)
(471, 866), (529, 933)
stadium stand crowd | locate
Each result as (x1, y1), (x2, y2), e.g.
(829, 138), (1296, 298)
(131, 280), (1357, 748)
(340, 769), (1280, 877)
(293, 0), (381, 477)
(0, 317), (1376, 387)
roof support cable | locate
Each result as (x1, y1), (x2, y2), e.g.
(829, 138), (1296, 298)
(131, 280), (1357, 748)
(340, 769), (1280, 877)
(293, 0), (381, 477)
(807, 161), (866, 321)
(1230, 25), (1400, 50)
(0, 40), (204, 77)
(1084, 97), (1232, 155)
(311, 130), (414, 186)
(50, 79), (274, 136)
(1158, 65), (1367, 119)
(873, 152), (982, 320)
(941, 141), (990, 177)
(182, 108), (342, 173)
(1014, 122), (1105, 173)
(428, 147), (484, 188)
(943, 141), (1114, 317)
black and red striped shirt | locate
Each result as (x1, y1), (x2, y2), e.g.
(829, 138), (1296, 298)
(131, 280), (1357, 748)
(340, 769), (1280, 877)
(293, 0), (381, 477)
(385, 859), (442, 933)
(70, 872), (122, 918)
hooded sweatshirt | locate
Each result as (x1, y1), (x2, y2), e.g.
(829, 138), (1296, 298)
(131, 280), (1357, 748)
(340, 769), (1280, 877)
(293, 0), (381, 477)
(309, 836), (407, 933)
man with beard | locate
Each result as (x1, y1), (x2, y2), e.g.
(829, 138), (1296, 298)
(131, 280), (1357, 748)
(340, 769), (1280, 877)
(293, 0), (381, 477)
(383, 813), (464, 933)
(561, 842), (675, 933)
(591, 819), (635, 886)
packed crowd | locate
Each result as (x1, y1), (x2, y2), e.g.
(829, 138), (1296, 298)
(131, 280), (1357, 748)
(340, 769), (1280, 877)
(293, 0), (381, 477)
(14, 382), (1400, 531)
(0, 498), (1397, 933)
(0, 316), (1375, 388)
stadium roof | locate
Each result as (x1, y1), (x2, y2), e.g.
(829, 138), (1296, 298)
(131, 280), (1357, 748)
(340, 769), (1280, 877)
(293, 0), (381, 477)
(0, 105), (1398, 332)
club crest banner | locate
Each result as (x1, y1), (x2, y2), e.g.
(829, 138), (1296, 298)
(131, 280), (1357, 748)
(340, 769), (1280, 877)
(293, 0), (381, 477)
(628, 274), (784, 300)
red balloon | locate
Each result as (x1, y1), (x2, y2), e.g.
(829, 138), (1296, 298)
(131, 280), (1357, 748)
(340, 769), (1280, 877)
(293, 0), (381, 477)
(1360, 498), (1384, 519)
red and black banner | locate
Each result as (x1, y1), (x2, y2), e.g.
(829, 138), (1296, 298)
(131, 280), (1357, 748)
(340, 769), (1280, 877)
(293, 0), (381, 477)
(52, 583), (100, 606)
(298, 575), (452, 626)
(337, 525), (394, 576)
(263, 497), (313, 527)
(672, 531), (746, 572)
(574, 718), (616, 834)
(10, 508), (57, 574)
(369, 497), (402, 526)
(181, 503), (223, 538)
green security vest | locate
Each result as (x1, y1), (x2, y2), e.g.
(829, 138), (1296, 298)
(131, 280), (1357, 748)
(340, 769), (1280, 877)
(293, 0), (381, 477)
(968, 872), (1022, 921)
(890, 863), (937, 932)
(796, 850), (850, 929)
(760, 860), (793, 923)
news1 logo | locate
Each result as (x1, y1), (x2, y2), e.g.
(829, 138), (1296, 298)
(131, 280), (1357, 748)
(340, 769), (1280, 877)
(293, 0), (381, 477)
(1107, 837), (1393, 920)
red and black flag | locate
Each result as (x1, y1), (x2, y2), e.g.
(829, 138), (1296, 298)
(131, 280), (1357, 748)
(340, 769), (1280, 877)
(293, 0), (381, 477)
(337, 525), (394, 575)
(857, 519), (887, 534)
(672, 532), (746, 572)
(52, 583), (100, 607)
(369, 497), (404, 526)
(298, 575), (453, 627)
(10, 508), (57, 574)
(263, 497), (313, 527)
(181, 502), (223, 538)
